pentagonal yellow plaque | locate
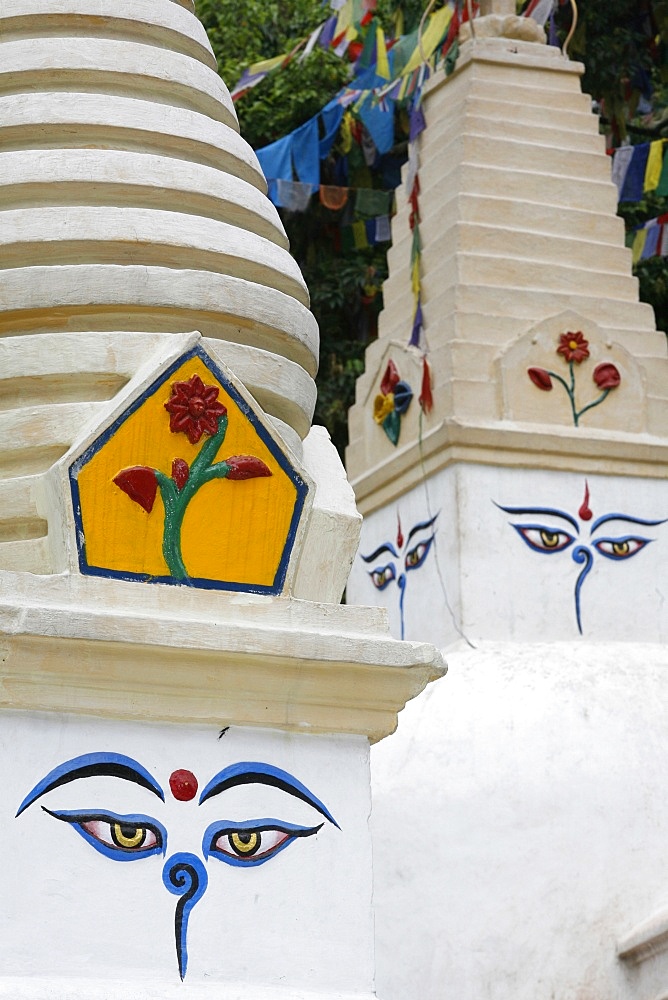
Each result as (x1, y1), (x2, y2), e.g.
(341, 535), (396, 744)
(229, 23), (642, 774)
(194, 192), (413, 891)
(69, 345), (308, 594)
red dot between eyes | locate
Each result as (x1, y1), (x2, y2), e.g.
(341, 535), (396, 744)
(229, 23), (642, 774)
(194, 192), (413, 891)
(169, 769), (198, 801)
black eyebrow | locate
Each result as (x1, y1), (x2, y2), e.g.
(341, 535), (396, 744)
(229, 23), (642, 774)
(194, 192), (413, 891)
(591, 513), (668, 532)
(493, 503), (579, 534)
(406, 515), (439, 546)
(199, 762), (339, 828)
(16, 753), (164, 817)
(361, 542), (398, 563)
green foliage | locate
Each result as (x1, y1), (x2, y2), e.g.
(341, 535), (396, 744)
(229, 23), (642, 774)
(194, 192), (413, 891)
(550, 1), (668, 340)
(195, 0), (668, 455)
(195, 0), (406, 454)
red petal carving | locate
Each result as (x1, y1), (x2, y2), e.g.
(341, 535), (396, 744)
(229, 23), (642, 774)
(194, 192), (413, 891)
(528, 367), (553, 391)
(225, 456), (272, 480)
(113, 466), (158, 513)
(380, 359), (400, 395)
(171, 459), (190, 491)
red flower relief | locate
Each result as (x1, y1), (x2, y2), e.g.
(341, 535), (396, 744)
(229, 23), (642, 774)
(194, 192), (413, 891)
(557, 331), (590, 364)
(164, 374), (227, 444)
(528, 367), (553, 391)
(113, 466), (158, 513)
(592, 362), (621, 390)
(225, 455), (272, 480)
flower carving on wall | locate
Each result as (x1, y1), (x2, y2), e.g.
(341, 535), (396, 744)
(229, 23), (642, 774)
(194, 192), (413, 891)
(527, 331), (621, 426)
(113, 373), (271, 581)
(373, 360), (413, 446)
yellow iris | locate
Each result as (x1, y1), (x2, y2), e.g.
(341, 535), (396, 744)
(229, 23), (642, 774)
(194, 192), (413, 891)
(230, 831), (259, 856)
(540, 531), (560, 548)
(612, 541), (630, 556)
(112, 823), (145, 849)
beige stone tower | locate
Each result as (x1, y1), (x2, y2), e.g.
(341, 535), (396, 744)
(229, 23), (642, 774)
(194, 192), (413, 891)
(347, 8), (668, 519)
(347, 6), (668, 998)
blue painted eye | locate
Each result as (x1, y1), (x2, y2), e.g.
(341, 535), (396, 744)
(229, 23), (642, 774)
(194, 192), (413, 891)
(203, 819), (322, 867)
(405, 535), (434, 571)
(43, 808), (166, 861)
(369, 563), (396, 590)
(512, 525), (575, 553)
(593, 536), (650, 560)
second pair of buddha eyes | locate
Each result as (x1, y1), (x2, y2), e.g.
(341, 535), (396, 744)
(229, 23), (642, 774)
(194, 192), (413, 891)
(370, 537), (434, 590)
(44, 808), (321, 865)
(516, 527), (647, 559)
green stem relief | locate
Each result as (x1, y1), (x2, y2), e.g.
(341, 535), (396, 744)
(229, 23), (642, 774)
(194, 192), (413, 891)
(157, 415), (229, 581)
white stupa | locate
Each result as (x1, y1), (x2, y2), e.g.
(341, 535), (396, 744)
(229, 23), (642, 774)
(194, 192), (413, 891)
(346, 3), (668, 998)
(0, 4), (443, 997)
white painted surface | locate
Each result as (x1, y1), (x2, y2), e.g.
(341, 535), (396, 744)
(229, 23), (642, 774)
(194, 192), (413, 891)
(0, 713), (374, 995)
(347, 464), (668, 647)
(371, 640), (668, 1000)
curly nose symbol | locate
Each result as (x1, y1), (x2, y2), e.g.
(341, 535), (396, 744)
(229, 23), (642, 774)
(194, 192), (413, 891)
(571, 544), (593, 635)
(163, 852), (208, 980)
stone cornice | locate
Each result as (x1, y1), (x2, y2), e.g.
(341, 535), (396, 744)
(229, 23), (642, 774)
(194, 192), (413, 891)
(0, 571), (445, 743)
(351, 417), (668, 515)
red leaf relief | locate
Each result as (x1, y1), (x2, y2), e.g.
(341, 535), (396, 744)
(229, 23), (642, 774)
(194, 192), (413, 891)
(380, 359), (400, 396)
(113, 466), (158, 513)
(592, 362), (621, 390)
(225, 455), (272, 480)
(528, 367), (553, 391)
(171, 459), (190, 491)
(419, 356), (433, 413)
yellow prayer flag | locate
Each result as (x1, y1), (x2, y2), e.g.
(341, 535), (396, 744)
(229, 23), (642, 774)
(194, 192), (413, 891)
(335, 0), (353, 37)
(411, 255), (421, 296)
(353, 88), (370, 113)
(403, 7), (453, 76)
(352, 221), (368, 249)
(644, 140), (664, 193)
(340, 111), (353, 154)
(247, 53), (289, 76)
(632, 228), (647, 265)
(376, 25), (391, 80)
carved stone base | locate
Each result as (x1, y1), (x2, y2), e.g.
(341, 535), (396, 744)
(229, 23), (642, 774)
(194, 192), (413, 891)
(459, 13), (546, 44)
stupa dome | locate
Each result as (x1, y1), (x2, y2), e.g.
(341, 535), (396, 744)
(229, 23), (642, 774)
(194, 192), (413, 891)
(0, 0), (318, 479)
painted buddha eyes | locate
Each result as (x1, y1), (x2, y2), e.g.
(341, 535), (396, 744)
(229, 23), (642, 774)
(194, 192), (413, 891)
(43, 808), (166, 861)
(594, 536), (648, 559)
(370, 564), (395, 590)
(203, 820), (323, 867)
(514, 525), (650, 561)
(369, 537), (435, 590)
(405, 537), (434, 569)
(514, 526), (575, 553)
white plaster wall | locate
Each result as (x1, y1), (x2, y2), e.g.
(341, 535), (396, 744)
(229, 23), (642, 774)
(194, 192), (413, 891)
(371, 640), (668, 1000)
(0, 712), (374, 996)
(348, 465), (667, 646)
